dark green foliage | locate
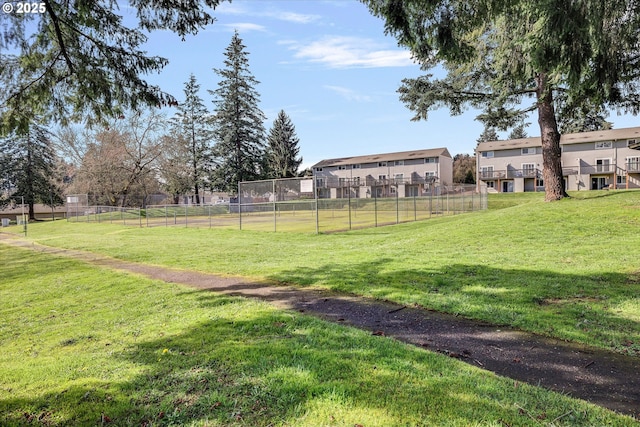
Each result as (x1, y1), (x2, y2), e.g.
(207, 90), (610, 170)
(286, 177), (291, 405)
(508, 123), (528, 140)
(0, 1), (228, 135)
(169, 75), (214, 204)
(266, 110), (303, 179)
(0, 126), (64, 219)
(476, 126), (499, 144)
(361, 0), (640, 201)
(209, 31), (266, 194)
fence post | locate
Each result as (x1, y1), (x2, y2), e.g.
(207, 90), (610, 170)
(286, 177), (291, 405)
(396, 185), (399, 224)
(273, 179), (277, 232)
(315, 181), (319, 234)
(348, 185), (352, 230)
(238, 183), (242, 231)
(374, 185), (378, 227)
(185, 205), (188, 228)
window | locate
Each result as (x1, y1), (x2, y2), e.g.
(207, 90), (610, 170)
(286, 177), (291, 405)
(628, 139), (637, 147)
(595, 141), (613, 149)
(338, 165), (348, 170)
(338, 178), (348, 186)
(390, 186), (396, 194)
(352, 177), (360, 185)
(314, 167), (323, 172)
(521, 147), (536, 155)
(378, 162), (387, 167)
(486, 181), (495, 188)
(425, 171), (436, 182)
(316, 178), (325, 187)
(481, 151), (494, 158)
(394, 160), (404, 166)
(352, 164), (361, 169)
(425, 157), (439, 163)
(617, 175), (627, 185)
(378, 174), (387, 181)
(394, 173), (404, 183)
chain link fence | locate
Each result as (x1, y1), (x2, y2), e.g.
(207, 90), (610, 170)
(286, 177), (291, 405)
(66, 178), (487, 233)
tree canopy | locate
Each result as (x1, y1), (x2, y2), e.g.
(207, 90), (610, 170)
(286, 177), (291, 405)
(0, 0), (228, 135)
(361, 0), (640, 200)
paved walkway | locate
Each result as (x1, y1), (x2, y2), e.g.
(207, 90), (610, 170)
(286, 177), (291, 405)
(1, 233), (638, 418)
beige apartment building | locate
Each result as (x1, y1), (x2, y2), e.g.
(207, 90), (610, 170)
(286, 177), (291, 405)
(312, 148), (453, 198)
(476, 127), (640, 192)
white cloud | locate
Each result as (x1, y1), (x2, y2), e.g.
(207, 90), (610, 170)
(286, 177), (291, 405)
(286, 36), (415, 69)
(217, 2), (320, 24)
(222, 23), (267, 33)
(323, 85), (372, 102)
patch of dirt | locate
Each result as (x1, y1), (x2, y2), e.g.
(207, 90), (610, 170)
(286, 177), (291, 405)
(1, 233), (639, 419)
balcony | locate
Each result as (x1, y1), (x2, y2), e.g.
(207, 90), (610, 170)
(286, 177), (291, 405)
(507, 168), (540, 179)
(627, 161), (640, 173)
(581, 164), (616, 174)
(479, 170), (506, 180)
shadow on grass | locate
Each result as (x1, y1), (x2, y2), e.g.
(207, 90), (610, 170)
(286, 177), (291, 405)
(0, 295), (619, 426)
(266, 259), (640, 353)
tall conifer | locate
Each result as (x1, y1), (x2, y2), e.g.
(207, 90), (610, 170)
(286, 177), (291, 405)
(266, 110), (302, 179)
(209, 31), (266, 194)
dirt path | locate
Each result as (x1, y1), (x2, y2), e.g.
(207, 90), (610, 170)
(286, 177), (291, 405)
(1, 234), (638, 419)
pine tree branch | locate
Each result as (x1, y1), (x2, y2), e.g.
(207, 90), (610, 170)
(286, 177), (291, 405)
(43, 0), (75, 74)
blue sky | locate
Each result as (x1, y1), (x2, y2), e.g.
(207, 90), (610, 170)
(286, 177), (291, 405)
(139, 0), (638, 169)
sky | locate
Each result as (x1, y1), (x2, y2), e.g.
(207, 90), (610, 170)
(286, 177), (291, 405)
(137, 0), (639, 169)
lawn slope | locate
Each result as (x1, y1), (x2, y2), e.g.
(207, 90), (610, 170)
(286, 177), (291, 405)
(14, 190), (640, 355)
(0, 246), (636, 426)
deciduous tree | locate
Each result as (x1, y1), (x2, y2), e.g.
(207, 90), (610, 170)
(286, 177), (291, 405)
(71, 110), (165, 206)
(362, 0), (640, 201)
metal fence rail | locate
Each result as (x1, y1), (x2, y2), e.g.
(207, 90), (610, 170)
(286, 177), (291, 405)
(67, 179), (487, 233)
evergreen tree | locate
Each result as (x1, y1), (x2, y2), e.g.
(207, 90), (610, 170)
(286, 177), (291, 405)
(170, 74), (213, 204)
(558, 105), (613, 135)
(362, 0), (640, 201)
(266, 110), (303, 179)
(209, 31), (266, 194)
(0, 125), (64, 220)
(508, 123), (529, 140)
(476, 126), (500, 144)
(0, 1), (229, 135)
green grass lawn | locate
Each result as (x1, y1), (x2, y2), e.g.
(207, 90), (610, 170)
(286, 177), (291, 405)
(13, 190), (640, 357)
(0, 246), (635, 426)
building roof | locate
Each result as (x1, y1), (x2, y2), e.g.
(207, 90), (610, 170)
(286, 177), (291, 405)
(311, 147), (451, 168)
(476, 126), (640, 152)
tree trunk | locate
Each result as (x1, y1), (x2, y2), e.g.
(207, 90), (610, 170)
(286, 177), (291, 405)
(536, 73), (568, 201)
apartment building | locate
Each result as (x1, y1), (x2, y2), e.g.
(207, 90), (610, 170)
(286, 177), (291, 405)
(311, 148), (453, 199)
(476, 127), (640, 192)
